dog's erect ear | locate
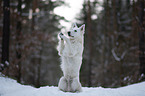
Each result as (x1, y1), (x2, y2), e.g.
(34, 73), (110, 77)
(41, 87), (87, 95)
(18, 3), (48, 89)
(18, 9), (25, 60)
(71, 23), (78, 29)
(79, 24), (85, 34)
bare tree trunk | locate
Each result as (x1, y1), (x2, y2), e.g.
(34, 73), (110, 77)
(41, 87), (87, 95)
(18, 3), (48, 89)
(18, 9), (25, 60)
(31, 0), (41, 87)
(101, 0), (110, 86)
(36, 42), (43, 88)
(16, 0), (22, 83)
(139, 0), (145, 80)
(112, 0), (118, 34)
(112, 0), (124, 86)
(87, 0), (92, 87)
(1, 0), (10, 71)
(0, 0), (3, 63)
(31, 0), (38, 31)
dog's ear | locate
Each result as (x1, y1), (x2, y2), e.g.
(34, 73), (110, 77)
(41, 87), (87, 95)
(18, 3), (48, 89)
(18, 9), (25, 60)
(79, 24), (85, 34)
(71, 23), (78, 29)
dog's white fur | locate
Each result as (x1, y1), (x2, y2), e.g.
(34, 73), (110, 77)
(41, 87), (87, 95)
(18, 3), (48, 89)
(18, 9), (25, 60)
(57, 23), (85, 92)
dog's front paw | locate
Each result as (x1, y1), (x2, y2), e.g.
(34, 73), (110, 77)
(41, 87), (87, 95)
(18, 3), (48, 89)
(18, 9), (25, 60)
(59, 33), (64, 40)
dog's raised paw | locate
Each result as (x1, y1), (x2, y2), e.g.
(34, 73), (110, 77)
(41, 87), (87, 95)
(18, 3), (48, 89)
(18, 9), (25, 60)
(59, 33), (64, 40)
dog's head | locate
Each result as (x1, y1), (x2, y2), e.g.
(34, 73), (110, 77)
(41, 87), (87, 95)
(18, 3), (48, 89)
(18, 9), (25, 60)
(67, 23), (85, 39)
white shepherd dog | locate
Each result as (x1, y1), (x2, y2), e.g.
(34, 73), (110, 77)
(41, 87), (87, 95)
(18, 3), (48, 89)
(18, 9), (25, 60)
(57, 23), (85, 92)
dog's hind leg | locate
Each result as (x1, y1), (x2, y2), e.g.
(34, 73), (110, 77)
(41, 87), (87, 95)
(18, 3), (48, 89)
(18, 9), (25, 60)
(58, 76), (67, 92)
(71, 77), (82, 92)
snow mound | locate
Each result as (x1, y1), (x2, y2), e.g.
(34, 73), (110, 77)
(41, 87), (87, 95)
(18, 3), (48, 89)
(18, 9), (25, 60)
(0, 76), (145, 96)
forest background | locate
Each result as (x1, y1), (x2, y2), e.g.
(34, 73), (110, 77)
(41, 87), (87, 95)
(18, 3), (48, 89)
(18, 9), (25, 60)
(0, 0), (144, 88)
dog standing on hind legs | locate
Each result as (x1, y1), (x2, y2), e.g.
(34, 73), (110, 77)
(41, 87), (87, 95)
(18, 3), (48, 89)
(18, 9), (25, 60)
(57, 23), (85, 92)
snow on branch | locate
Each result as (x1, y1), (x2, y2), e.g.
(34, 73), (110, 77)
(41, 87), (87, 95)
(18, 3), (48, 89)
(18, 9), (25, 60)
(111, 49), (121, 61)
(111, 48), (127, 61)
(111, 46), (137, 62)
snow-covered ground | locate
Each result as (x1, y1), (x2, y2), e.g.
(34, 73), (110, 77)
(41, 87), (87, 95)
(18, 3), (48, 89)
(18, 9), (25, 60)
(0, 76), (145, 96)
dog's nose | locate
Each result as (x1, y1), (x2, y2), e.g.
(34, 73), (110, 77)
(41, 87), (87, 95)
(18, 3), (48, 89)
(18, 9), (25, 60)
(68, 31), (71, 36)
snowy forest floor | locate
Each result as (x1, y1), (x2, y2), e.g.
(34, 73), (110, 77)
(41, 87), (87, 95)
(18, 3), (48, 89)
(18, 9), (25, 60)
(0, 76), (145, 96)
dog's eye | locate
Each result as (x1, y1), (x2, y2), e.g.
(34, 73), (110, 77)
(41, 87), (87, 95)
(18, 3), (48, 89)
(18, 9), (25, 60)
(74, 30), (77, 32)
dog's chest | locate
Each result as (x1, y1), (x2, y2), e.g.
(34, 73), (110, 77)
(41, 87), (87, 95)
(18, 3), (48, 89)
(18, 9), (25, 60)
(64, 42), (80, 52)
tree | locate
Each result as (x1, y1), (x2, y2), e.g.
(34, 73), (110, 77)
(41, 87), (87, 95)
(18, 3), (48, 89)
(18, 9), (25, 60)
(87, 0), (93, 87)
(138, 0), (145, 80)
(0, 0), (10, 71)
(16, 0), (22, 83)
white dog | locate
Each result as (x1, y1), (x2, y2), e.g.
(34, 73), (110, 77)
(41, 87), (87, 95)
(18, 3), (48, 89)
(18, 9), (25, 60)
(57, 23), (85, 92)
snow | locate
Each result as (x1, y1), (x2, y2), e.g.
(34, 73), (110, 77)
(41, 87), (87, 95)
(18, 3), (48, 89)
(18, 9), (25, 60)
(0, 76), (145, 96)
(5, 61), (9, 66)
